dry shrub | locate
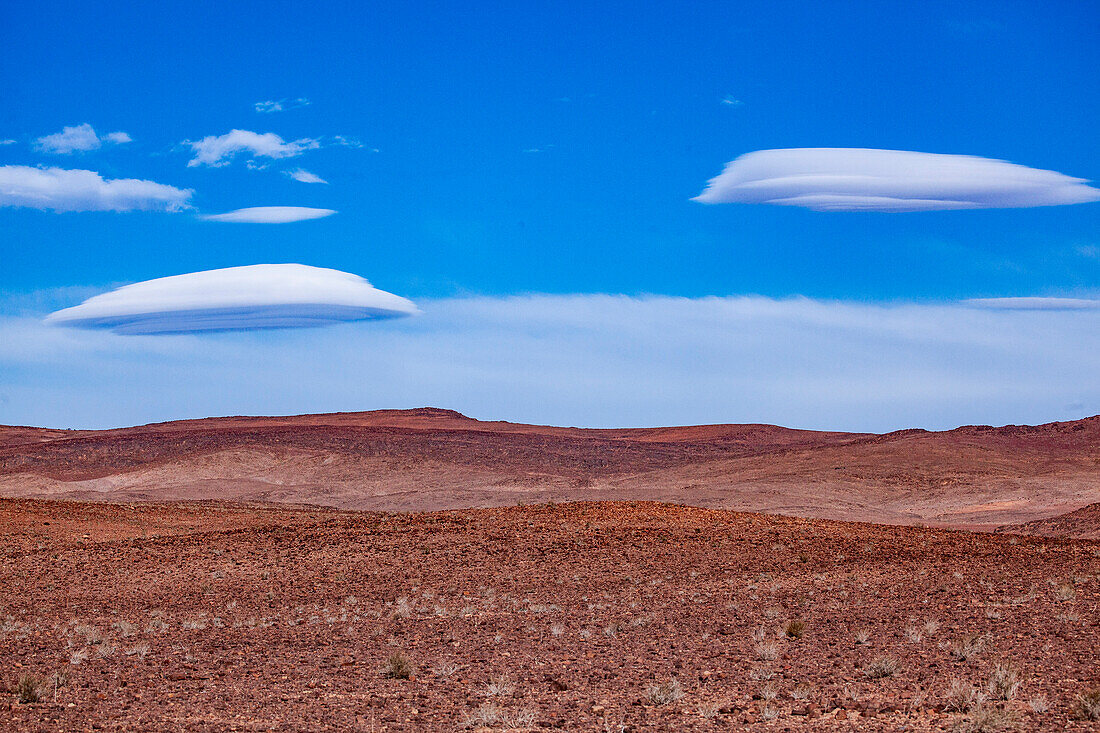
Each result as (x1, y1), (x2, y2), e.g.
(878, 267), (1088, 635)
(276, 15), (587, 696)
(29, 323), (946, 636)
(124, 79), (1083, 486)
(864, 656), (898, 679)
(784, 619), (806, 639)
(484, 674), (515, 697)
(986, 663), (1019, 701)
(958, 705), (1020, 733)
(946, 633), (986, 661)
(944, 679), (986, 712)
(1054, 583), (1076, 601)
(1074, 688), (1100, 721)
(382, 652), (413, 679)
(646, 678), (684, 705)
(754, 641), (779, 661)
(13, 675), (43, 704)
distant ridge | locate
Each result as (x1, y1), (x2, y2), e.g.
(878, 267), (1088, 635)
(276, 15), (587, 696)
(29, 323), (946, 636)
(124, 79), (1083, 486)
(2, 408), (1099, 536)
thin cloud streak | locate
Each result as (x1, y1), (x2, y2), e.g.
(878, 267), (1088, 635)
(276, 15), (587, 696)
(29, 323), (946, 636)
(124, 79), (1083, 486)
(199, 206), (336, 223)
(964, 297), (1100, 311)
(5, 294), (1100, 431)
(693, 148), (1100, 211)
(254, 98), (311, 113)
(287, 169), (328, 184)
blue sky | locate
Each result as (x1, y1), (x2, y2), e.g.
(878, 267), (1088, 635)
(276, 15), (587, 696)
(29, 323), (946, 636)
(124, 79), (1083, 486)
(2, 0), (1100, 429)
(3, 0), (1098, 299)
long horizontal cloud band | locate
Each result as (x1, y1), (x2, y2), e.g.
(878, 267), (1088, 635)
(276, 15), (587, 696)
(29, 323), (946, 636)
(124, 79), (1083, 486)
(45, 264), (418, 334)
(5, 294), (1100, 432)
(693, 148), (1100, 211)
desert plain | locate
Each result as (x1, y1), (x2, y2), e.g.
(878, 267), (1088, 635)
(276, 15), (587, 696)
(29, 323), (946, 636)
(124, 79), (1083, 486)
(1, 409), (1098, 731)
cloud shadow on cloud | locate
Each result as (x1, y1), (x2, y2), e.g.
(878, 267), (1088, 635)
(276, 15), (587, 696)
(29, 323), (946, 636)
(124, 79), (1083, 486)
(693, 148), (1100, 211)
(44, 264), (418, 335)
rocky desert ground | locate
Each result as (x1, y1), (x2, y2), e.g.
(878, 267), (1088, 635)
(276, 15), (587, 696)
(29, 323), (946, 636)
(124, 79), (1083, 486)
(2, 410), (1099, 731)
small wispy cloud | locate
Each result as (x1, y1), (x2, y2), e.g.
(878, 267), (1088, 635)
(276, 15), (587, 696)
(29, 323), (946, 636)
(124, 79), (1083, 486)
(45, 264), (418, 335)
(0, 139), (16, 146)
(331, 135), (375, 151)
(183, 129), (320, 167)
(720, 95), (744, 107)
(286, 168), (328, 184)
(200, 206), (336, 223)
(694, 148), (1100, 211)
(254, 98), (311, 113)
(0, 165), (192, 213)
(34, 123), (133, 154)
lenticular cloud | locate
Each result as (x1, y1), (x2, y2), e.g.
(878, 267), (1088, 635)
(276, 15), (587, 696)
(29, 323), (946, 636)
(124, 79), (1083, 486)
(692, 148), (1100, 211)
(45, 264), (419, 334)
(201, 206), (336, 223)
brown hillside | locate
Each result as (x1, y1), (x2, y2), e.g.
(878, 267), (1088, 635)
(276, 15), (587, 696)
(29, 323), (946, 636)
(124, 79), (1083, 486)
(2, 409), (1099, 533)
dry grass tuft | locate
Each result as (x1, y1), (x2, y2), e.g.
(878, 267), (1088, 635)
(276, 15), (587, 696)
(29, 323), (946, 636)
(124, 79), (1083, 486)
(784, 619), (806, 639)
(381, 652), (413, 679)
(12, 675), (44, 704)
(958, 705), (1020, 733)
(986, 663), (1019, 701)
(864, 656), (899, 679)
(946, 633), (987, 662)
(484, 674), (515, 697)
(1074, 688), (1100, 721)
(754, 640), (779, 661)
(944, 679), (986, 713)
(646, 678), (684, 705)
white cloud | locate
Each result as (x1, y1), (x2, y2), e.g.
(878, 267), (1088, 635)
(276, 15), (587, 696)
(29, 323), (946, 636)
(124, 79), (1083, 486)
(34, 123), (132, 154)
(720, 95), (744, 107)
(254, 98), (310, 113)
(693, 148), (1100, 211)
(183, 129), (320, 167)
(0, 139), (16, 146)
(6, 294), (1100, 431)
(200, 206), (336, 223)
(331, 135), (374, 150)
(44, 264), (418, 335)
(964, 297), (1100, 311)
(287, 168), (328, 184)
(0, 165), (192, 212)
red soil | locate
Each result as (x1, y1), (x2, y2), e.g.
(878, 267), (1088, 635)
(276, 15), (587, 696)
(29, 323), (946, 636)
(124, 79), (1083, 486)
(999, 503), (1100, 540)
(2, 498), (1097, 731)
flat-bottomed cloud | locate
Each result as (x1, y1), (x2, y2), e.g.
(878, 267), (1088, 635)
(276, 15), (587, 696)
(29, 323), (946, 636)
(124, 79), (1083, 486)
(45, 264), (418, 335)
(693, 148), (1100, 211)
(0, 165), (192, 212)
(200, 206), (336, 223)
